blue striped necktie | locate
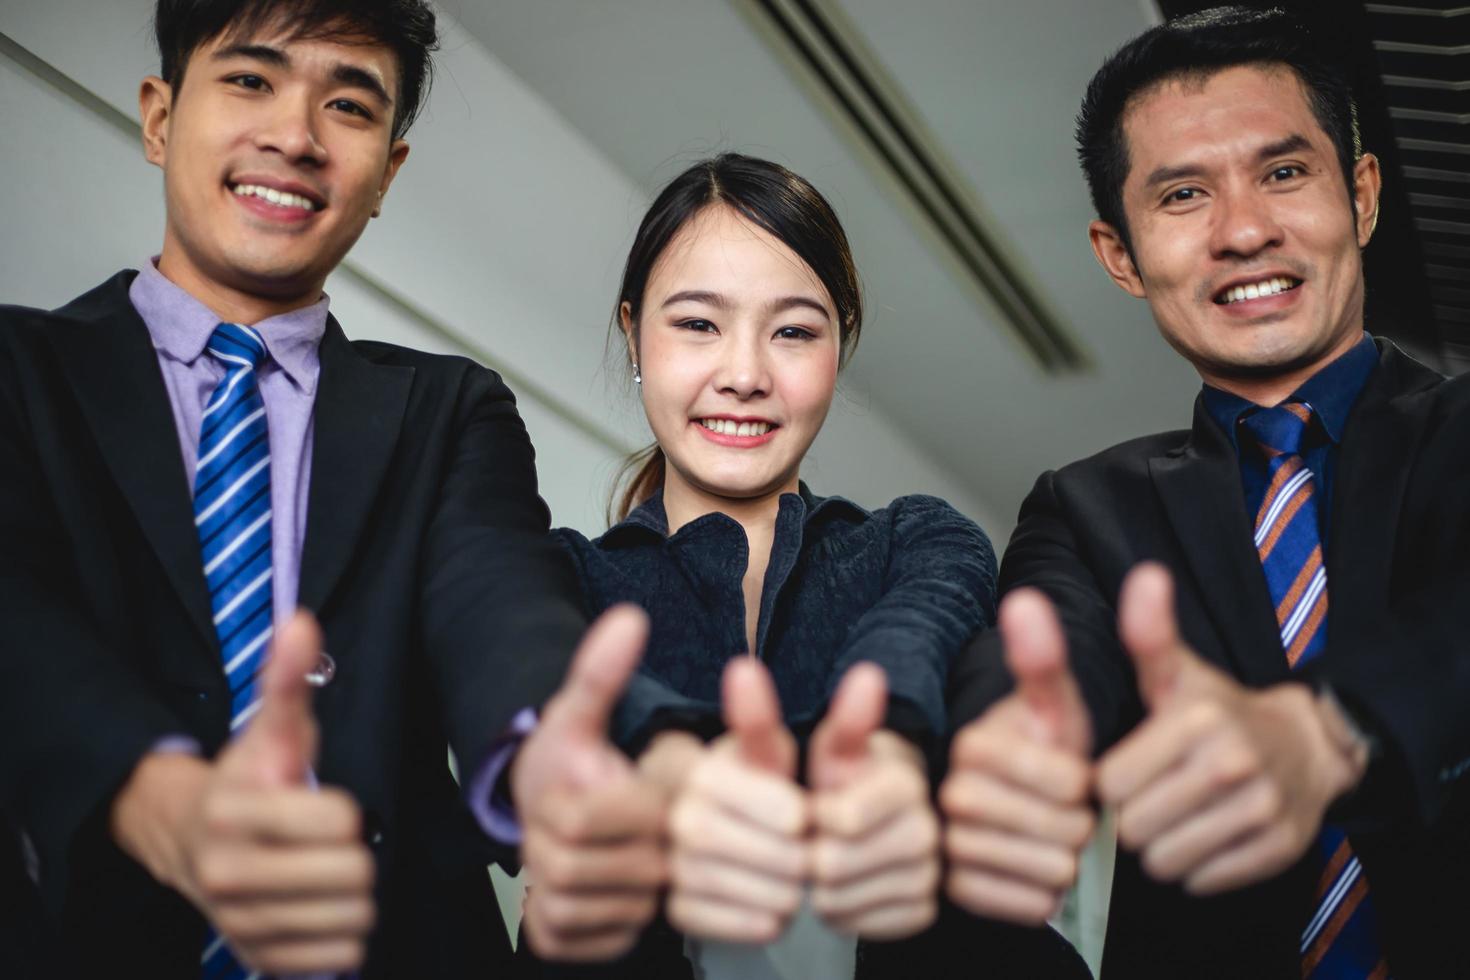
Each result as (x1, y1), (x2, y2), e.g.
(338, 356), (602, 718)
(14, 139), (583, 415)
(1242, 403), (1387, 980)
(196, 322), (275, 980)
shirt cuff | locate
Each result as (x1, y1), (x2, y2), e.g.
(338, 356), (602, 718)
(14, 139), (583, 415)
(467, 707), (537, 846)
(148, 735), (202, 756)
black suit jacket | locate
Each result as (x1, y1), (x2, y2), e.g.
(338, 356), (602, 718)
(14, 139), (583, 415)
(950, 340), (1470, 978)
(0, 272), (587, 978)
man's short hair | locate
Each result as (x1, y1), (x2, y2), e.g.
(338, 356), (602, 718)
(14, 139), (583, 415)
(155, 0), (439, 140)
(1076, 6), (1361, 253)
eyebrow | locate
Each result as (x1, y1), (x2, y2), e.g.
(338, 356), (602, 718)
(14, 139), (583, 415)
(211, 42), (393, 108)
(661, 290), (831, 320)
(1142, 132), (1317, 189)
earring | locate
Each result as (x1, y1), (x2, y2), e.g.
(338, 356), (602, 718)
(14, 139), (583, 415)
(632, 363), (642, 385)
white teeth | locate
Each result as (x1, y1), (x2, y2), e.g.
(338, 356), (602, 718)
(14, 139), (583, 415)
(1221, 276), (1297, 304)
(231, 183), (320, 211)
(699, 419), (771, 436)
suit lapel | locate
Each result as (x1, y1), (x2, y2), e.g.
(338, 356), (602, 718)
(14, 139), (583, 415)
(1149, 397), (1286, 686)
(297, 320), (413, 615)
(49, 276), (218, 653)
(1328, 343), (1440, 629)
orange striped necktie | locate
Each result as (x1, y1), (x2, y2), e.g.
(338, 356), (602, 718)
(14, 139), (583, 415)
(1241, 402), (1387, 979)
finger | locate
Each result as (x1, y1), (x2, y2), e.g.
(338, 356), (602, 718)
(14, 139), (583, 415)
(667, 892), (785, 944)
(822, 898), (939, 940)
(670, 797), (807, 880)
(213, 893), (375, 942)
(672, 851), (804, 919)
(812, 856), (939, 922)
(1114, 730), (1259, 851)
(523, 829), (667, 894)
(685, 752), (806, 836)
(949, 721), (1091, 805)
(946, 867), (1059, 926)
(808, 662), (887, 791)
(939, 770), (1094, 849)
(1118, 563), (1188, 708)
(1000, 589), (1087, 751)
(1138, 777), (1282, 883)
(533, 780), (667, 844)
(723, 657), (793, 776)
(812, 758), (924, 839)
(1184, 822), (1302, 895)
(201, 786), (362, 844)
(235, 936), (366, 975)
(945, 824), (1081, 893)
(1095, 700), (1221, 805)
(812, 803), (937, 886)
(521, 905), (642, 963)
(541, 605), (649, 738)
(195, 843), (375, 899)
(233, 610), (323, 787)
(522, 886), (659, 937)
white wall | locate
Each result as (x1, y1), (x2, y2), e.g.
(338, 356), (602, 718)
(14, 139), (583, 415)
(0, 0), (1007, 540)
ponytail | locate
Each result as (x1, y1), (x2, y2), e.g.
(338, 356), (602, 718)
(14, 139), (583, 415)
(610, 443), (666, 525)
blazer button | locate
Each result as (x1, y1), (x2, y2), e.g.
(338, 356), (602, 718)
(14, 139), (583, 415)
(305, 651), (337, 688)
(364, 810), (386, 848)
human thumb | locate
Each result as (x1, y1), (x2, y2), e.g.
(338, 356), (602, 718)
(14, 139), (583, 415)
(1001, 588), (1091, 754)
(541, 604), (649, 741)
(1118, 563), (1190, 710)
(223, 610), (322, 787)
(808, 662), (887, 791)
(722, 657), (793, 776)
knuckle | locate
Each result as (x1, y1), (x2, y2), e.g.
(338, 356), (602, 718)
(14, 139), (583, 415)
(195, 852), (237, 897)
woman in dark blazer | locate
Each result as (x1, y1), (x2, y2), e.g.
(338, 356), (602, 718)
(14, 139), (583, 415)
(529, 153), (1089, 979)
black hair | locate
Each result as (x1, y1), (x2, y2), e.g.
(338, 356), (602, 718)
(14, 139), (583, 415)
(154, 0), (439, 139)
(611, 153), (863, 522)
(1076, 5), (1361, 252)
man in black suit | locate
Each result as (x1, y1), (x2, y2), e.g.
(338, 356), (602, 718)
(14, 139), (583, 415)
(0, 1), (668, 976)
(941, 8), (1469, 978)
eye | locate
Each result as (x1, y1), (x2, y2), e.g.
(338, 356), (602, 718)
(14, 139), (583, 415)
(1269, 165), (1303, 182)
(1164, 186), (1201, 204)
(328, 98), (373, 120)
(775, 326), (815, 341)
(226, 73), (269, 91)
(674, 318), (717, 333)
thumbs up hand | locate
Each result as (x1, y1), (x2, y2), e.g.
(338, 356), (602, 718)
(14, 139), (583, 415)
(1095, 564), (1367, 895)
(663, 657), (808, 944)
(941, 589), (1096, 925)
(512, 605), (670, 962)
(807, 663), (940, 939)
(112, 611), (375, 975)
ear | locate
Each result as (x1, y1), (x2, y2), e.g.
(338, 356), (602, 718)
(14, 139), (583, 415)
(619, 301), (638, 366)
(139, 76), (172, 169)
(1352, 153), (1381, 249)
(1089, 219), (1146, 299)
(371, 139), (412, 218)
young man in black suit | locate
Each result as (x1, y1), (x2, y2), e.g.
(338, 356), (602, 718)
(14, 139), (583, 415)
(941, 8), (1469, 978)
(0, 1), (667, 976)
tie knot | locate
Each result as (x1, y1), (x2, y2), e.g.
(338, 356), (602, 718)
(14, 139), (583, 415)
(1241, 401), (1313, 457)
(207, 322), (269, 371)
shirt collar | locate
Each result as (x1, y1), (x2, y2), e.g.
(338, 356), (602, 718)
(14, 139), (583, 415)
(604, 481), (870, 543)
(1201, 332), (1378, 452)
(128, 257), (330, 394)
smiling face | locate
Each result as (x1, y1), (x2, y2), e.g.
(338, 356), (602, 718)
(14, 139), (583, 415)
(141, 23), (409, 317)
(627, 204), (841, 508)
(1089, 65), (1380, 399)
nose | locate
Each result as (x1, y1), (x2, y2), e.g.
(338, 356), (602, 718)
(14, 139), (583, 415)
(1209, 182), (1284, 260)
(714, 331), (771, 400)
(255, 94), (328, 166)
